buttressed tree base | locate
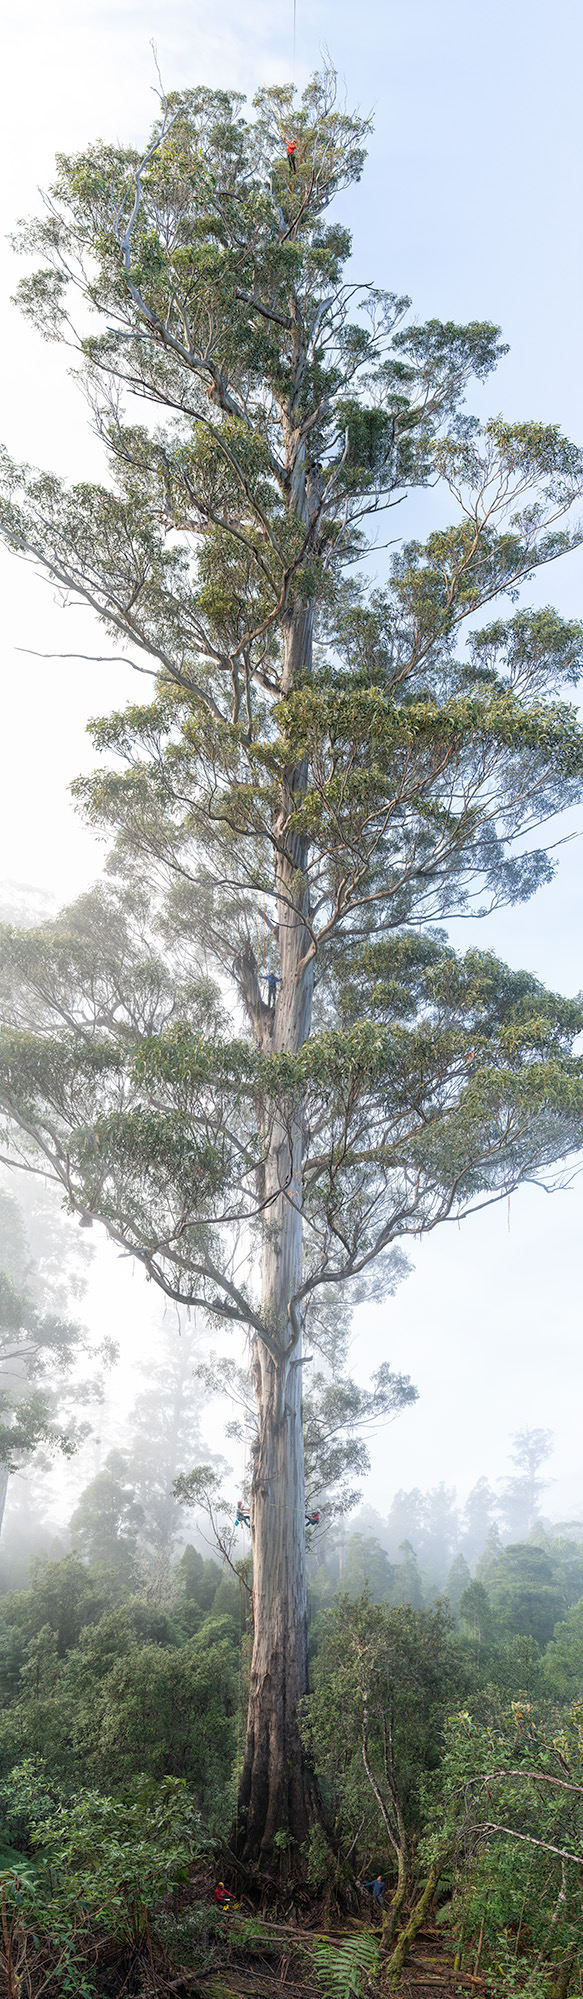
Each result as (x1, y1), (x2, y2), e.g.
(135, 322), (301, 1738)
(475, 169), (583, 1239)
(1, 66), (583, 1870)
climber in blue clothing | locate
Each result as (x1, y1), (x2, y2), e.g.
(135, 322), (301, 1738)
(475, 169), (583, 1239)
(366, 1874), (385, 1914)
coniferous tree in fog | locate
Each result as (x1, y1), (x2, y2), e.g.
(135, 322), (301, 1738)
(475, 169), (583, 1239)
(70, 1448), (145, 1575)
(482, 1539), (565, 1647)
(460, 1477), (497, 1567)
(344, 1444), (564, 1607)
(341, 1532), (396, 1602)
(499, 1427), (554, 1539)
(381, 1484), (459, 1588)
(1, 69), (583, 1862)
(126, 1317), (207, 1558)
(0, 1186), (109, 1536)
(446, 1551), (471, 1616)
(392, 1540), (423, 1609)
(0, 1269), (79, 1531)
(457, 1575), (496, 1662)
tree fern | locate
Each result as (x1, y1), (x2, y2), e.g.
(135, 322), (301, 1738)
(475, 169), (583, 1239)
(313, 1932), (381, 1999)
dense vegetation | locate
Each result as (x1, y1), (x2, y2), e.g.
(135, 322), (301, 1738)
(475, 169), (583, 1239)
(0, 1462), (583, 1995)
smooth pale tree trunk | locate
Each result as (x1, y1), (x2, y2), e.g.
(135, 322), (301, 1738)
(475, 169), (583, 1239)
(238, 1269), (319, 1865)
(0, 1463), (9, 1539)
(236, 602), (321, 1868)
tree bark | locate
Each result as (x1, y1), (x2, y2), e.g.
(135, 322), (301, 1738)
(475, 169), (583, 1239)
(236, 599), (320, 1870)
(236, 1312), (320, 1867)
(385, 1861), (445, 1984)
(553, 1951), (577, 1999)
(0, 1464), (10, 1541)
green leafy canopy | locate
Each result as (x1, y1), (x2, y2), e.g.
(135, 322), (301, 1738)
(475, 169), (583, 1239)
(0, 64), (582, 1352)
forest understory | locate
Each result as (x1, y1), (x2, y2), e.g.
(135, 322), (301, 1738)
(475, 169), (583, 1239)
(0, 1519), (582, 1999)
(0, 1871), (504, 1999)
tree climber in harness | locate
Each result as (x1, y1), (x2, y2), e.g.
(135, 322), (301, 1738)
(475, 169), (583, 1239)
(305, 1509), (321, 1527)
(286, 138), (297, 176)
(264, 971), (280, 1009)
(235, 1499), (250, 1528)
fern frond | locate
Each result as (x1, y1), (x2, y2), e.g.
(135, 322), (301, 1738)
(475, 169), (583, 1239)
(313, 1930), (381, 1999)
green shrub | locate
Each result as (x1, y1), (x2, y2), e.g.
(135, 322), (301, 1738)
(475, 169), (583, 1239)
(33, 1774), (208, 1943)
(0, 1774), (211, 1996)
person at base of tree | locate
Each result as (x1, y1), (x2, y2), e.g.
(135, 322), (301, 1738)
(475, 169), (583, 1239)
(214, 1881), (232, 1909)
(305, 1508), (321, 1526)
(286, 138), (297, 174)
(236, 1499), (250, 1528)
(366, 1874), (385, 1914)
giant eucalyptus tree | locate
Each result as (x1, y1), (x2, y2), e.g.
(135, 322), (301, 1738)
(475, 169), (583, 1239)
(1, 68), (583, 1867)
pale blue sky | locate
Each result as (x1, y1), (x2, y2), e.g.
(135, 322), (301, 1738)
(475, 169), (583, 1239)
(1, 0), (582, 1525)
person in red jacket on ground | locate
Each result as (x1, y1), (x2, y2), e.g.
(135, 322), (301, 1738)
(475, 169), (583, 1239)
(214, 1881), (231, 1909)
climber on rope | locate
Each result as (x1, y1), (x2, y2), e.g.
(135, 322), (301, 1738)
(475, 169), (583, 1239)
(286, 137), (297, 176)
(305, 1508), (321, 1527)
(264, 971), (280, 1009)
(235, 1499), (250, 1529)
